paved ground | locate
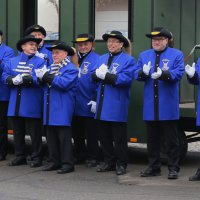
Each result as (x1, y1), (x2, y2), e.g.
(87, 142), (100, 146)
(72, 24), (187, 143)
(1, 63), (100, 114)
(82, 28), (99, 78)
(0, 136), (199, 200)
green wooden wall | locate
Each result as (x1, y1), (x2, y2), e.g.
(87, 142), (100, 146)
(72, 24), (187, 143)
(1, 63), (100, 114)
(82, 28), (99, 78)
(0, 0), (7, 42)
(7, 0), (21, 51)
(1, 0), (200, 142)
(0, 0), (21, 53)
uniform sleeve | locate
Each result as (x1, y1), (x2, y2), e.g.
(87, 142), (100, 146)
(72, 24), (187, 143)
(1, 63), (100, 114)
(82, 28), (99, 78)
(32, 59), (47, 85)
(21, 76), (34, 86)
(52, 65), (78, 91)
(187, 58), (200, 85)
(107, 57), (136, 87)
(2, 60), (15, 86)
(134, 55), (150, 81)
(0, 48), (15, 73)
(91, 58), (102, 83)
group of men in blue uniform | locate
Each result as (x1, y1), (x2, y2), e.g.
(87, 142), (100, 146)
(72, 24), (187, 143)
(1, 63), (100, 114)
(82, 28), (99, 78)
(1, 24), (200, 180)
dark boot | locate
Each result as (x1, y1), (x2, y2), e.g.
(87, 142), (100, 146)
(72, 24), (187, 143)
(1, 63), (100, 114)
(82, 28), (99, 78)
(189, 168), (200, 181)
(140, 167), (161, 177)
(8, 157), (27, 166)
(27, 156), (42, 168)
(168, 170), (178, 179)
(116, 164), (126, 175)
(42, 163), (61, 171)
(96, 162), (115, 172)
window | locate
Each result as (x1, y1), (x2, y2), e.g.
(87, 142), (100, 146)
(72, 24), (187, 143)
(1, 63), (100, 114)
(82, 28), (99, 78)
(37, 0), (59, 40)
(95, 0), (129, 40)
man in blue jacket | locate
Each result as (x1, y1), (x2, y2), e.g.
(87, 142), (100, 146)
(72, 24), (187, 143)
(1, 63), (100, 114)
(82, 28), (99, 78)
(92, 31), (136, 175)
(134, 27), (184, 179)
(0, 30), (15, 160)
(24, 24), (53, 65)
(2, 35), (46, 167)
(35, 41), (78, 174)
(185, 61), (200, 181)
(72, 33), (101, 167)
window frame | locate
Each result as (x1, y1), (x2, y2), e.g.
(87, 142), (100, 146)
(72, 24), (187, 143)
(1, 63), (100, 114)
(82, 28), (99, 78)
(92, 0), (133, 42)
(36, 0), (60, 42)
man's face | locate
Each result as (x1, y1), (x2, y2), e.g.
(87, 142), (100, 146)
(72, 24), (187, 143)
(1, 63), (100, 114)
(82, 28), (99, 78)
(152, 37), (168, 51)
(76, 41), (93, 54)
(0, 35), (2, 44)
(30, 31), (45, 46)
(52, 49), (68, 64)
(107, 38), (123, 53)
(22, 41), (38, 55)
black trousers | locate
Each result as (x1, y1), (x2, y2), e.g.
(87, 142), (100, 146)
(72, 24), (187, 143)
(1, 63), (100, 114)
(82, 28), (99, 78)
(145, 120), (180, 171)
(97, 120), (128, 167)
(72, 116), (100, 161)
(11, 117), (43, 160)
(0, 101), (8, 157)
(46, 126), (74, 167)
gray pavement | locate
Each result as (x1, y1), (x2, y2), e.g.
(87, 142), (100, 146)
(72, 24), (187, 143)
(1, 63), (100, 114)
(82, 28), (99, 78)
(0, 141), (200, 200)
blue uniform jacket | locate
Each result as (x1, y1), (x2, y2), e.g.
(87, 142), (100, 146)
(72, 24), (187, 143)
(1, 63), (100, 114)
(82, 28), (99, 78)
(134, 47), (184, 121)
(2, 52), (46, 118)
(43, 61), (78, 126)
(38, 44), (53, 65)
(18, 44), (53, 65)
(95, 52), (136, 122)
(187, 58), (200, 126)
(0, 43), (15, 101)
(74, 51), (99, 117)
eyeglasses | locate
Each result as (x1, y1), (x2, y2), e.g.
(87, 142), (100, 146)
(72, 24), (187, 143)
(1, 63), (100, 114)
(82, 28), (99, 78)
(152, 37), (167, 42)
(107, 40), (121, 44)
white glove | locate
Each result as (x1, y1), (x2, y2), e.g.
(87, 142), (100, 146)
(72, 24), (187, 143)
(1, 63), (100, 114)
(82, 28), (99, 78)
(99, 64), (108, 71)
(35, 51), (46, 59)
(143, 61), (151, 75)
(95, 64), (109, 80)
(12, 74), (23, 85)
(35, 68), (44, 79)
(87, 101), (96, 113)
(185, 62), (195, 78)
(35, 65), (49, 79)
(42, 65), (50, 74)
(151, 67), (162, 79)
(78, 68), (81, 78)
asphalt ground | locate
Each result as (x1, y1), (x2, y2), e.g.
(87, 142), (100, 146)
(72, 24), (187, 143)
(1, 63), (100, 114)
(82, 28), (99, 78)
(0, 136), (199, 200)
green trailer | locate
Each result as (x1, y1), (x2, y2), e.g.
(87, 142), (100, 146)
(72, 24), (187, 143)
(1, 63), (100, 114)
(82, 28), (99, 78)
(1, 0), (200, 159)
